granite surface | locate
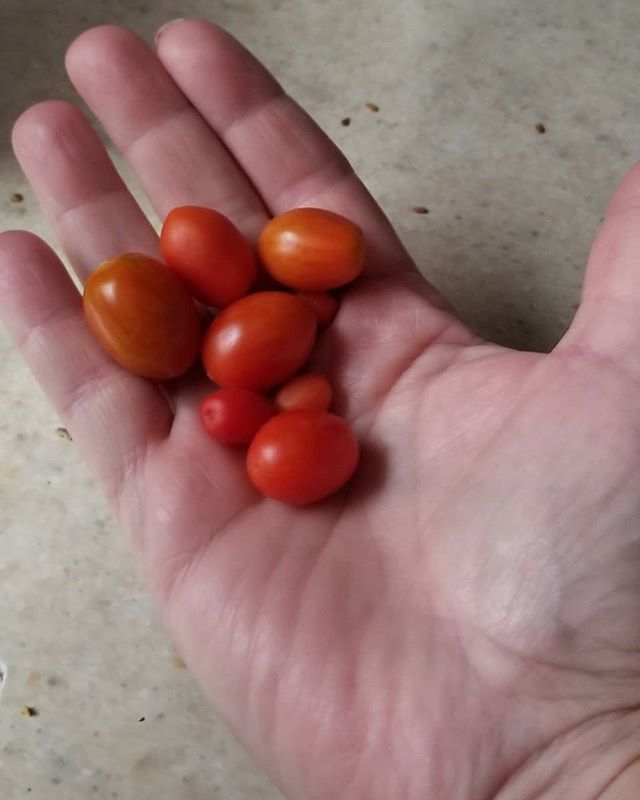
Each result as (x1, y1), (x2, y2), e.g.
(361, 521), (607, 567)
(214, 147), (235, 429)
(1, 0), (640, 797)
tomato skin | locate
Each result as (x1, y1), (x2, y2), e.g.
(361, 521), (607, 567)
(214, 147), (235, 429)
(161, 206), (256, 307)
(258, 208), (365, 291)
(200, 389), (274, 445)
(83, 253), (200, 379)
(296, 291), (339, 327)
(202, 291), (317, 391)
(275, 373), (332, 413)
(246, 410), (359, 505)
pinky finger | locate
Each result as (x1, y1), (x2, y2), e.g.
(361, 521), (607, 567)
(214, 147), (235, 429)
(0, 231), (172, 514)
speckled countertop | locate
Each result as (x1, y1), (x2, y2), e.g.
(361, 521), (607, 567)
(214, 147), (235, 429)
(2, 0), (640, 797)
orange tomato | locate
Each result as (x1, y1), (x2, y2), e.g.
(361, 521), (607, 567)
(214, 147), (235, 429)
(258, 208), (365, 291)
(247, 410), (360, 505)
(161, 206), (256, 307)
(296, 291), (339, 327)
(275, 373), (332, 413)
(200, 389), (275, 445)
(83, 253), (200, 379)
(202, 291), (317, 391)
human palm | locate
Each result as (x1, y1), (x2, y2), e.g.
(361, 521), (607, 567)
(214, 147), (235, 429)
(1, 19), (639, 800)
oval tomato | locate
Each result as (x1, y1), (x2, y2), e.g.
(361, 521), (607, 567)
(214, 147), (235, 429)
(83, 253), (200, 379)
(275, 373), (332, 413)
(200, 389), (274, 445)
(202, 291), (317, 391)
(258, 208), (365, 291)
(296, 291), (339, 327)
(247, 410), (359, 505)
(161, 206), (256, 307)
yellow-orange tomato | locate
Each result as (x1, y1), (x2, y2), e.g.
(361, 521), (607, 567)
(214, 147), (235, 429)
(275, 373), (332, 413)
(258, 208), (365, 291)
(202, 291), (317, 391)
(83, 253), (200, 379)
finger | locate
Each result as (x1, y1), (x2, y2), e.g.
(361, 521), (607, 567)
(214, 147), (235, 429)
(0, 231), (171, 512)
(12, 101), (160, 281)
(65, 25), (267, 240)
(155, 19), (415, 278)
(558, 162), (640, 372)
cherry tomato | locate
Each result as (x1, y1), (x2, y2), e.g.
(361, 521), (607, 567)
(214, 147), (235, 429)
(161, 206), (256, 307)
(200, 389), (274, 445)
(258, 208), (365, 291)
(202, 291), (317, 391)
(83, 253), (200, 379)
(296, 291), (339, 327)
(275, 373), (332, 413)
(247, 410), (359, 505)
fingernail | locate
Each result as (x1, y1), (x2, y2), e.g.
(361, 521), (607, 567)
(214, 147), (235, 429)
(155, 18), (186, 43)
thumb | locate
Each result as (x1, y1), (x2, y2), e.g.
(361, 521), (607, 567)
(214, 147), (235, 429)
(558, 162), (640, 373)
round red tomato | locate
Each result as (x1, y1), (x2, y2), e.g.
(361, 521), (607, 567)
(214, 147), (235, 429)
(296, 291), (339, 327)
(202, 291), (317, 391)
(246, 410), (359, 505)
(161, 206), (256, 307)
(200, 389), (274, 445)
(258, 208), (365, 291)
(83, 252), (200, 379)
(275, 373), (332, 413)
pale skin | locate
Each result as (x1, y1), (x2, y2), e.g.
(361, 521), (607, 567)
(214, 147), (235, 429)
(0, 18), (639, 800)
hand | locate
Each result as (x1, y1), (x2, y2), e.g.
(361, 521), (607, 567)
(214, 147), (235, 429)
(1, 20), (639, 800)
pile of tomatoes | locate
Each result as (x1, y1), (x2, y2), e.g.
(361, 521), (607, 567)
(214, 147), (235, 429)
(82, 206), (365, 505)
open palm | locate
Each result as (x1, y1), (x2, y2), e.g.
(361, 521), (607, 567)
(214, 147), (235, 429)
(2, 20), (640, 800)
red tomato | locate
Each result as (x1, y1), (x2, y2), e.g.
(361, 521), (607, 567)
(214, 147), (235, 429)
(247, 410), (359, 505)
(83, 253), (200, 379)
(161, 206), (256, 307)
(296, 291), (339, 327)
(200, 389), (274, 445)
(275, 373), (332, 413)
(258, 208), (365, 291)
(202, 291), (317, 391)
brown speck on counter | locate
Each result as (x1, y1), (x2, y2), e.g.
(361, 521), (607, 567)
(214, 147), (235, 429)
(535, 122), (546, 134)
(412, 206), (429, 215)
(55, 427), (72, 441)
(341, 117), (351, 126)
(20, 705), (38, 717)
(138, 716), (145, 722)
(171, 655), (187, 669)
(26, 671), (42, 688)
(131, 752), (156, 781)
(9, 192), (23, 203)
(365, 101), (380, 112)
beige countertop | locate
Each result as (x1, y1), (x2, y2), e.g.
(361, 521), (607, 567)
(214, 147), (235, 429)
(1, 0), (639, 797)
